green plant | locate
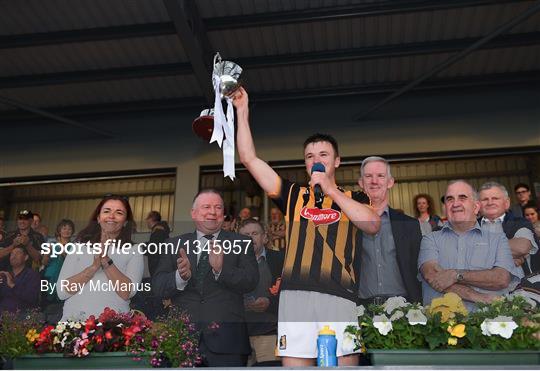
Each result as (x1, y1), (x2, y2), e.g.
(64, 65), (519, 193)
(346, 294), (540, 352)
(0, 310), (43, 358)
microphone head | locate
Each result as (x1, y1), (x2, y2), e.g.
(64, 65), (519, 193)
(311, 162), (325, 174)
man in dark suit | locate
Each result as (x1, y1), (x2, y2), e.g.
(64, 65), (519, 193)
(153, 189), (259, 367)
(478, 181), (538, 275)
(356, 156), (422, 305)
(239, 218), (284, 366)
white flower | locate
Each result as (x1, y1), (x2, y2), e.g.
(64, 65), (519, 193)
(390, 310), (404, 321)
(480, 316), (518, 339)
(406, 309), (427, 325)
(481, 319), (491, 336)
(341, 332), (356, 353)
(373, 314), (393, 335)
(55, 323), (66, 333)
(490, 316), (518, 339)
(382, 296), (408, 314)
(356, 305), (365, 317)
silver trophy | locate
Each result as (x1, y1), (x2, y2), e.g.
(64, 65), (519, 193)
(213, 52), (243, 98)
(192, 53), (243, 141)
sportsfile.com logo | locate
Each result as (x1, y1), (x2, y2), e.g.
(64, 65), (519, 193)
(300, 207), (341, 226)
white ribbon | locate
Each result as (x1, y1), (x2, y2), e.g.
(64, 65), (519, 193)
(210, 74), (236, 180)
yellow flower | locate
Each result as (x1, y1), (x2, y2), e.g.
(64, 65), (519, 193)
(428, 293), (468, 322)
(447, 324), (466, 338)
(448, 337), (458, 346)
(25, 329), (39, 343)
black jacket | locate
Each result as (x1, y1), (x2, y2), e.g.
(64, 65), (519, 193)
(152, 229), (259, 356)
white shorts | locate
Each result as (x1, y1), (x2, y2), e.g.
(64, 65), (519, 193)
(277, 290), (359, 358)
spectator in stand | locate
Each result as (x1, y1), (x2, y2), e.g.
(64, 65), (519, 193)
(234, 207), (252, 232)
(413, 193), (443, 236)
(267, 207), (286, 251)
(511, 183), (536, 218)
(57, 195), (143, 321)
(144, 211), (170, 277)
(222, 214), (235, 232)
(0, 246), (40, 314)
(478, 182), (538, 276)
(240, 218), (284, 366)
(523, 202), (540, 239)
(0, 216), (5, 243)
(42, 219), (75, 302)
(32, 212), (49, 239)
(0, 210), (44, 271)
(419, 180), (523, 312)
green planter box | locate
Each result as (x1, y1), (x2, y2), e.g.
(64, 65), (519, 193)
(13, 352), (151, 369)
(368, 349), (540, 366)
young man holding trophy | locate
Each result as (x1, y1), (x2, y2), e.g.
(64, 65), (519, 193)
(233, 87), (381, 366)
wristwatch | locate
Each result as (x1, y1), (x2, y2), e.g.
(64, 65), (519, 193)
(456, 270), (466, 282)
(105, 258), (114, 267)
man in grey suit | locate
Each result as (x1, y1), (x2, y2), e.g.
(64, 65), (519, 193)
(153, 189), (259, 367)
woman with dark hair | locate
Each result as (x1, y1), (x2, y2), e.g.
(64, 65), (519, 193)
(42, 219), (75, 304)
(413, 193), (443, 236)
(57, 195), (143, 321)
(523, 202), (540, 239)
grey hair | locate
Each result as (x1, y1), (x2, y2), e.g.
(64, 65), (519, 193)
(192, 188), (223, 209)
(479, 181), (509, 198)
(446, 179), (479, 201)
(360, 156), (392, 178)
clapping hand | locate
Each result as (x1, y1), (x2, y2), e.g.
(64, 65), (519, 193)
(177, 248), (192, 280)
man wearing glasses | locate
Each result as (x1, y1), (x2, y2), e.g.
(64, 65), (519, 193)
(0, 210), (45, 271)
(511, 183), (538, 218)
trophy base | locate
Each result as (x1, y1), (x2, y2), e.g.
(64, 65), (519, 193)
(192, 115), (214, 141)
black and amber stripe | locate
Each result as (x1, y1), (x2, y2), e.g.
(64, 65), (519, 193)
(279, 182), (361, 301)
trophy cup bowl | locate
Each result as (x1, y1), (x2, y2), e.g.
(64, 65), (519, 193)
(214, 56), (243, 98)
(192, 108), (217, 142)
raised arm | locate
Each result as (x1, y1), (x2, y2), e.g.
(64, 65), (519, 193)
(233, 87), (282, 198)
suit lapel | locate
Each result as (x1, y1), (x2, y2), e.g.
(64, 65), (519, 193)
(388, 208), (406, 267)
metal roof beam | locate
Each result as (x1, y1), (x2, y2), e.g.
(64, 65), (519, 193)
(163, 0), (214, 104)
(0, 95), (114, 137)
(2, 32), (539, 89)
(205, 0), (525, 30)
(0, 23), (176, 49)
(353, 0), (540, 120)
(0, 63), (192, 89)
(0, 70), (537, 120)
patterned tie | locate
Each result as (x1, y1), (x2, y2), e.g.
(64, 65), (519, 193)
(194, 234), (213, 291)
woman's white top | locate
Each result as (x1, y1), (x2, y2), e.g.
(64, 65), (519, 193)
(57, 243), (143, 321)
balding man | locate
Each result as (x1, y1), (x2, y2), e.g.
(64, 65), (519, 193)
(153, 189), (259, 367)
(418, 180), (523, 311)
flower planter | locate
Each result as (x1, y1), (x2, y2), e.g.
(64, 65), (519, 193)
(368, 349), (540, 366)
(13, 352), (151, 369)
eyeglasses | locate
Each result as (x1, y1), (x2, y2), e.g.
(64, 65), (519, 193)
(515, 190), (529, 195)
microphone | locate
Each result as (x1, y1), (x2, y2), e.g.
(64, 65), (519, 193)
(311, 162), (325, 206)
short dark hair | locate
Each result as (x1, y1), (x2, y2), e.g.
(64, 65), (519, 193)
(514, 183), (530, 192)
(55, 219), (75, 238)
(523, 201), (538, 213)
(239, 218), (265, 232)
(303, 133), (339, 157)
(146, 211), (161, 222)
